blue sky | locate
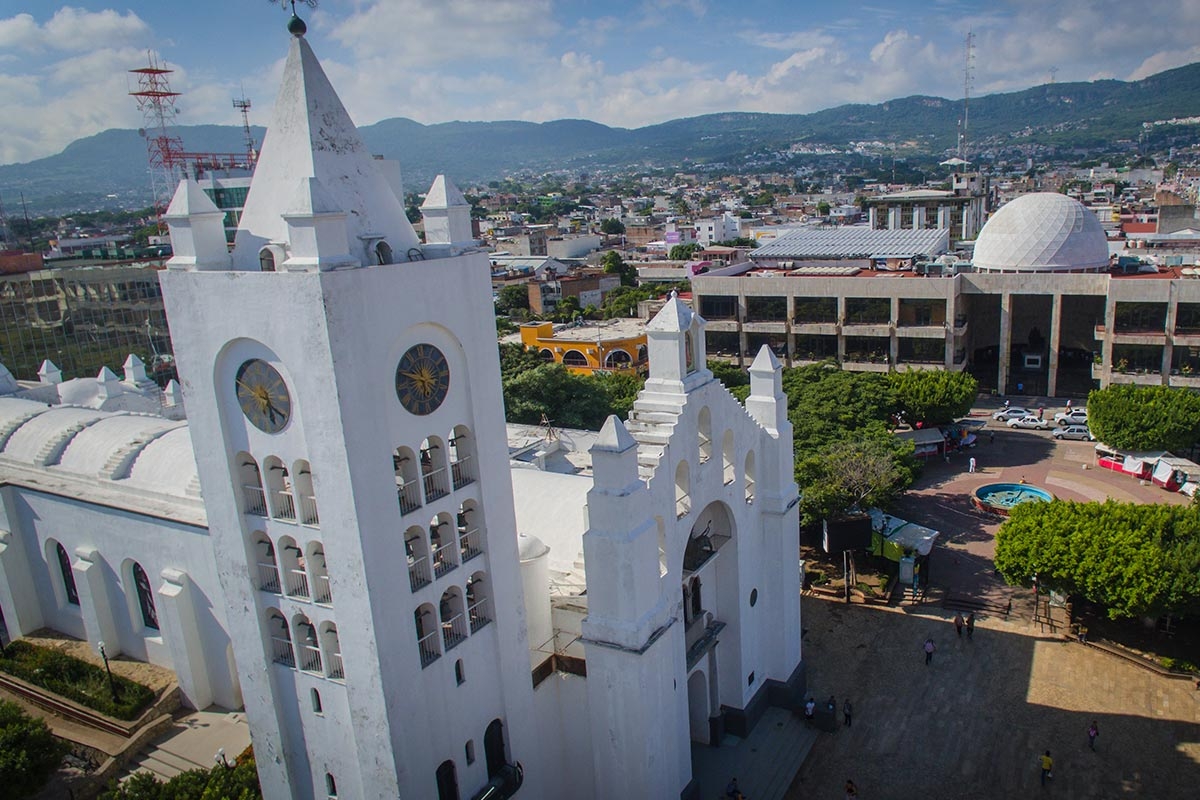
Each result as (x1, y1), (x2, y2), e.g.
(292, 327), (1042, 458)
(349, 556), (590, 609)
(0, 0), (1196, 166)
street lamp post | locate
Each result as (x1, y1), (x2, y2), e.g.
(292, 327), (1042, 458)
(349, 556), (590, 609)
(97, 641), (117, 703)
(214, 748), (232, 769)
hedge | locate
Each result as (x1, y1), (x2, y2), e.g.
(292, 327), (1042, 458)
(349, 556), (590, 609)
(0, 641), (156, 720)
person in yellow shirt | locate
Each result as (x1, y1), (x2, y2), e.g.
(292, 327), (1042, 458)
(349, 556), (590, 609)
(1040, 750), (1053, 785)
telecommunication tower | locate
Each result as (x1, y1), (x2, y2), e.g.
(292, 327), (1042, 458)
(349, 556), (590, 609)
(233, 93), (257, 165)
(129, 54), (184, 224)
(957, 30), (975, 161)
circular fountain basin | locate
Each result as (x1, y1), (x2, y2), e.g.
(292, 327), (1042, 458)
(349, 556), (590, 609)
(973, 483), (1054, 516)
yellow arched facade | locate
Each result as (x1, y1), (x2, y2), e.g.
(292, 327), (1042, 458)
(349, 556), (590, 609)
(519, 322), (647, 375)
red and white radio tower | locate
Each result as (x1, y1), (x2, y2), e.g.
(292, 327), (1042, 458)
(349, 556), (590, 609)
(129, 54), (184, 226)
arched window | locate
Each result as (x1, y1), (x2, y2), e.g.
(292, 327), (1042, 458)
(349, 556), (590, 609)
(744, 450), (756, 504)
(132, 562), (158, 631)
(325, 772), (338, 798)
(722, 430), (736, 486)
(697, 407), (713, 463)
(54, 542), (79, 606)
(457, 500), (484, 563)
(320, 622), (344, 680)
(430, 512), (458, 578)
(252, 532), (280, 594)
(311, 688), (323, 713)
(375, 240), (393, 265)
(307, 542), (331, 604)
(295, 615), (321, 673)
(435, 760), (458, 800)
(538, 348), (554, 362)
(561, 349), (588, 367)
(293, 460), (318, 526)
(263, 456), (296, 521)
(466, 572), (491, 633)
(406, 525), (432, 591)
(464, 739), (475, 763)
(675, 460), (691, 518)
(448, 426), (476, 490)
(278, 536), (308, 599)
(484, 719), (507, 779)
(455, 659), (466, 686)
(605, 349), (633, 369)
(237, 453), (268, 517)
(420, 437), (449, 502)
(259, 247), (276, 272)
(440, 587), (466, 651)
(415, 603), (440, 667)
(394, 446), (421, 515)
(267, 609), (294, 666)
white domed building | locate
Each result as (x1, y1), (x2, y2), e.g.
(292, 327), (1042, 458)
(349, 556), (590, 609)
(692, 190), (1200, 397)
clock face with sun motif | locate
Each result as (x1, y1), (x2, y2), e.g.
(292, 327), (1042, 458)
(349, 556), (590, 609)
(235, 359), (291, 433)
(395, 344), (450, 415)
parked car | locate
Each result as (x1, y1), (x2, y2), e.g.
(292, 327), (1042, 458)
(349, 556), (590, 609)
(992, 406), (1032, 421)
(1053, 424), (1095, 441)
(1008, 415), (1050, 430)
(1053, 409), (1088, 425)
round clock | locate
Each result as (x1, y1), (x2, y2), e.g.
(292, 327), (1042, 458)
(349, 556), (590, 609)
(395, 343), (450, 415)
(235, 359), (291, 433)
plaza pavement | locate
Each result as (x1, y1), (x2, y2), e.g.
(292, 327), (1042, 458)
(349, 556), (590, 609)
(780, 408), (1200, 799)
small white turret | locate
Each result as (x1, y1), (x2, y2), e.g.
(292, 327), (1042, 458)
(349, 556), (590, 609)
(164, 179), (231, 271)
(421, 174), (475, 249)
(37, 359), (62, 385)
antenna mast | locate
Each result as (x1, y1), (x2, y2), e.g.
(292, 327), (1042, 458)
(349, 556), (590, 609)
(129, 53), (184, 229)
(233, 92), (257, 165)
(958, 30), (975, 161)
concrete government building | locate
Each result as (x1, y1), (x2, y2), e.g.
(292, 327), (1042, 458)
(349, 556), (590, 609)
(694, 192), (1200, 397)
(0, 15), (802, 800)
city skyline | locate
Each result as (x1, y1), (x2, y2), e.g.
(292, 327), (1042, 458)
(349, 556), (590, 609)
(0, 0), (1196, 167)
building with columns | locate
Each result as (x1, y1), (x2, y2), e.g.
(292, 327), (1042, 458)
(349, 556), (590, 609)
(694, 192), (1200, 398)
(0, 15), (803, 800)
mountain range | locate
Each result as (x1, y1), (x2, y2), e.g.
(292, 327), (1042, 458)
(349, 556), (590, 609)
(4, 61), (1200, 215)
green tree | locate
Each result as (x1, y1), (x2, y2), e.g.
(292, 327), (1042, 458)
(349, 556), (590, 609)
(795, 431), (916, 526)
(498, 341), (544, 381)
(495, 284), (530, 314)
(502, 363), (613, 430)
(98, 757), (262, 800)
(601, 250), (637, 286)
(668, 243), (701, 261)
(600, 218), (625, 235)
(708, 360), (749, 391)
(816, 201), (831, 216)
(553, 295), (582, 322)
(782, 365), (896, 452)
(593, 371), (646, 420)
(888, 369), (978, 426)
(0, 700), (65, 799)
(994, 500), (1200, 619)
(1086, 384), (1200, 451)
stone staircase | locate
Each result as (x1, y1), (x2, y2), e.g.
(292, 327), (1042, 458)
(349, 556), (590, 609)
(624, 397), (684, 479)
(125, 743), (210, 781)
(691, 706), (819, 800)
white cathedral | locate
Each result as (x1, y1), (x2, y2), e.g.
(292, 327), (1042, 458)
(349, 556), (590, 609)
(0, 18), (802, 800)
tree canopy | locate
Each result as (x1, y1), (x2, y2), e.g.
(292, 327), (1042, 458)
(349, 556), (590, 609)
(600, 218), (625, 235)
(888, 369), (978, 426)
(601, 250), (638, 286)
(501, 361), (645, 431)
(495, 284), (530, 314)
(668, 243), (702, 261)
(1086, 384), (1200, 452)
(0, 700), (64, 799)
(994, 500), (1200, 619)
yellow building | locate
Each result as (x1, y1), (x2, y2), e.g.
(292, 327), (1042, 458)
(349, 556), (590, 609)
(518, 320), (647, 374)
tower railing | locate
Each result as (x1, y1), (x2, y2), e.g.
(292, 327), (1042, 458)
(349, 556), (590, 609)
(418, 630), (440, 668)
(271, 636), (295, 667)
(286, 568), (310, 599)
(298, 494), (319, 527)
(271, 489), (297, 522)
(458, 527), (483, 563)
(432, 540), (457, 578)
(243, 485), (268, 517)
(467, 600), (491, 633)
(409, 554), (432, 591)
(299, 644), (323, 674)
(398, 481), (422, 515)
(257, 562), (281, 594)
(313, 574), (332, 605)
(442, 613), (467, 650)
(327, 650), (345, 681)
(423, 466), (449, 502)
(451, 456), (475, 490)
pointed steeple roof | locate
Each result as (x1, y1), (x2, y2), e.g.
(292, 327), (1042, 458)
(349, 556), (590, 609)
(421, 175), (469, 210)
(749, 345), (781, 373)
(231, 32), (420, 270)
(647, 290), (693, 332)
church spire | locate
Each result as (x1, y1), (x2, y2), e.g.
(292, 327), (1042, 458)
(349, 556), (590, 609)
(231, 31), (421, 270)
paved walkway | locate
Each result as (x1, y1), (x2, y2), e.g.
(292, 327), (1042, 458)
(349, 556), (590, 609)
(693, 706), (818, 800)
(124, 707), (251, 781)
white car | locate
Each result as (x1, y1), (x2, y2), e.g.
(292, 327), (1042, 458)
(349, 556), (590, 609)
(992, 406), (1032, 421)
(1053, 424), (1095, 441)
(1007, 415), (1050, 430)
(1053, 409), (1088, 425)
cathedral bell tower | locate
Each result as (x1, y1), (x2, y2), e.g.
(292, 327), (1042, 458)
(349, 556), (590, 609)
(161, 16), (539, 800)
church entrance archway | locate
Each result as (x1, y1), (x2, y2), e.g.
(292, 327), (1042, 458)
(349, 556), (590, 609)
(687, 670), (710, 744)
(484, 718), (506, 779)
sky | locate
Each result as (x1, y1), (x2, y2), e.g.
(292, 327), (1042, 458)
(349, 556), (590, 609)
(0, 0), (1197, 166)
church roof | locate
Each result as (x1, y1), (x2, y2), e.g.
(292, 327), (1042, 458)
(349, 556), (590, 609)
(230, 31), (420, 270)
(422, 175), (469, 210)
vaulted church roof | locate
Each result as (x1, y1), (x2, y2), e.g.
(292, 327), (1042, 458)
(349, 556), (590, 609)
(230, 29), (420, 270)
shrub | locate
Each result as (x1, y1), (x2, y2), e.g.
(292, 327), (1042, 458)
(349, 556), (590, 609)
(98, 757), (262, 800)
(0, 641), (156, 720)
(0, 699), (66, 798)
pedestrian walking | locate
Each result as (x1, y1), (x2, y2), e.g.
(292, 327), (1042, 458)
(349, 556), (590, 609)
(966, 612), (975, 639)
(1087, 721), (1099, 750)
(724, 777), (741, 799)
(1040, 750), (1053, 785)
(1066, 398), (1073, 411)
(845, 778), (858, 798)
(954, 612), (964, 637)
(843, 698), (853, 727)
(924, 637), (936, 665)
(988, 429), (995, 444)
(968, 456), (977, 473)
(804, 696), (815, 723)
(1038, 406), (1045, 420)
(1003, 398), (1010, 410)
